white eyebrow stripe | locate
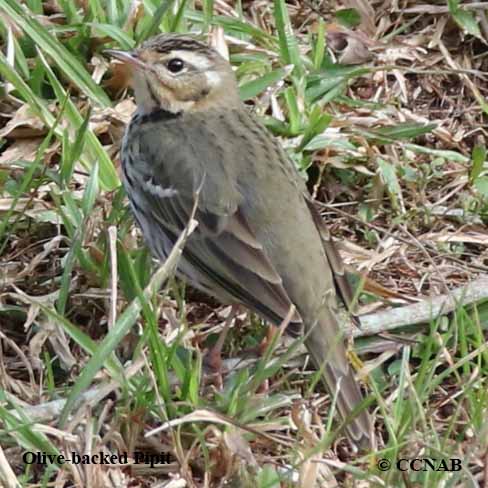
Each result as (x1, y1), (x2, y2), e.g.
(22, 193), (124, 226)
(170, 50), (212, 70)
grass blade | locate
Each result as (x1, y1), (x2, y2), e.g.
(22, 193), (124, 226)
(273, 0), (303, 76)
(1, 0), (111, 107)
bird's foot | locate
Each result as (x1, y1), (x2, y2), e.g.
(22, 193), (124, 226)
(259, 324), (278, 356)
(203, 348), (226, 389)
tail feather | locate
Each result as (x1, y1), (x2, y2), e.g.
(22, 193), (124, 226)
(304, 313), (373, 448)
(324, 362), (372, 448)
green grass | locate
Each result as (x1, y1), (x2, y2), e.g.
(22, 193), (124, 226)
(0, 0), (487, 486)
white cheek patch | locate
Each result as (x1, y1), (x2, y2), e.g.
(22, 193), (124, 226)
(205, 71), (222, 87)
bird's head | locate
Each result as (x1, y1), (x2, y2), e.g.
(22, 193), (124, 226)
(106, 34), (240, 114)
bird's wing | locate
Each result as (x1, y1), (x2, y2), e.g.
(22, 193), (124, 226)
(304, 197), (357, 314)
(130, 113), (299, 326)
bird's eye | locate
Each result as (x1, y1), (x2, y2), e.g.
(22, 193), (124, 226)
(166, 58), (185, 73)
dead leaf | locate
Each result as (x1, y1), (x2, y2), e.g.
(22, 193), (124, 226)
(423, 231), (488, 246)
(291, 403), (339, 488)
(0, 105), (46, 139)
(326, 25), (373, 65)
(340, 36), (372, 64)
(0, 139), (41, 165)
(377, 45), (421, 64)
(91, 55), (109, 85)
(89, 99), (136, 140)
(224, 430), (258, 468)
(104, 60), (133, 94)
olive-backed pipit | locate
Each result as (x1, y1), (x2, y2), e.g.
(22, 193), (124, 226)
(108, 33), (372, 448)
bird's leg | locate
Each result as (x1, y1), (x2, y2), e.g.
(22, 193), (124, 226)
(206, 304), (239, 372)
(259, 324), (278, 356)
(254, 325), (278, 394)
(256, 307), (296, 393)
(259, 305), (296, 356)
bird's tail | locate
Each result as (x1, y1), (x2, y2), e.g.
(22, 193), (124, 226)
(304, 312), (373, 449)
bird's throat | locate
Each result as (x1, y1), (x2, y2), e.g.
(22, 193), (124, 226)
(133, 74), (186, 116)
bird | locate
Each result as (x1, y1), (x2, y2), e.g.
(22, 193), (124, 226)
(107, 33), (372, 448)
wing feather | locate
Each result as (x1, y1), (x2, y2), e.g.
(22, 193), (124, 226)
(305, 197), (357, 314)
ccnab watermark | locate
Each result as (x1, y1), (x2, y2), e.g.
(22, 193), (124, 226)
(377, 458), (462, 472)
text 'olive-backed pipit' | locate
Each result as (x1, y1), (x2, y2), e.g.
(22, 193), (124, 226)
(108, 33), (373, 448)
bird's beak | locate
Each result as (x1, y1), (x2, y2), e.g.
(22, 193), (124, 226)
(104, 49), (147, 70)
